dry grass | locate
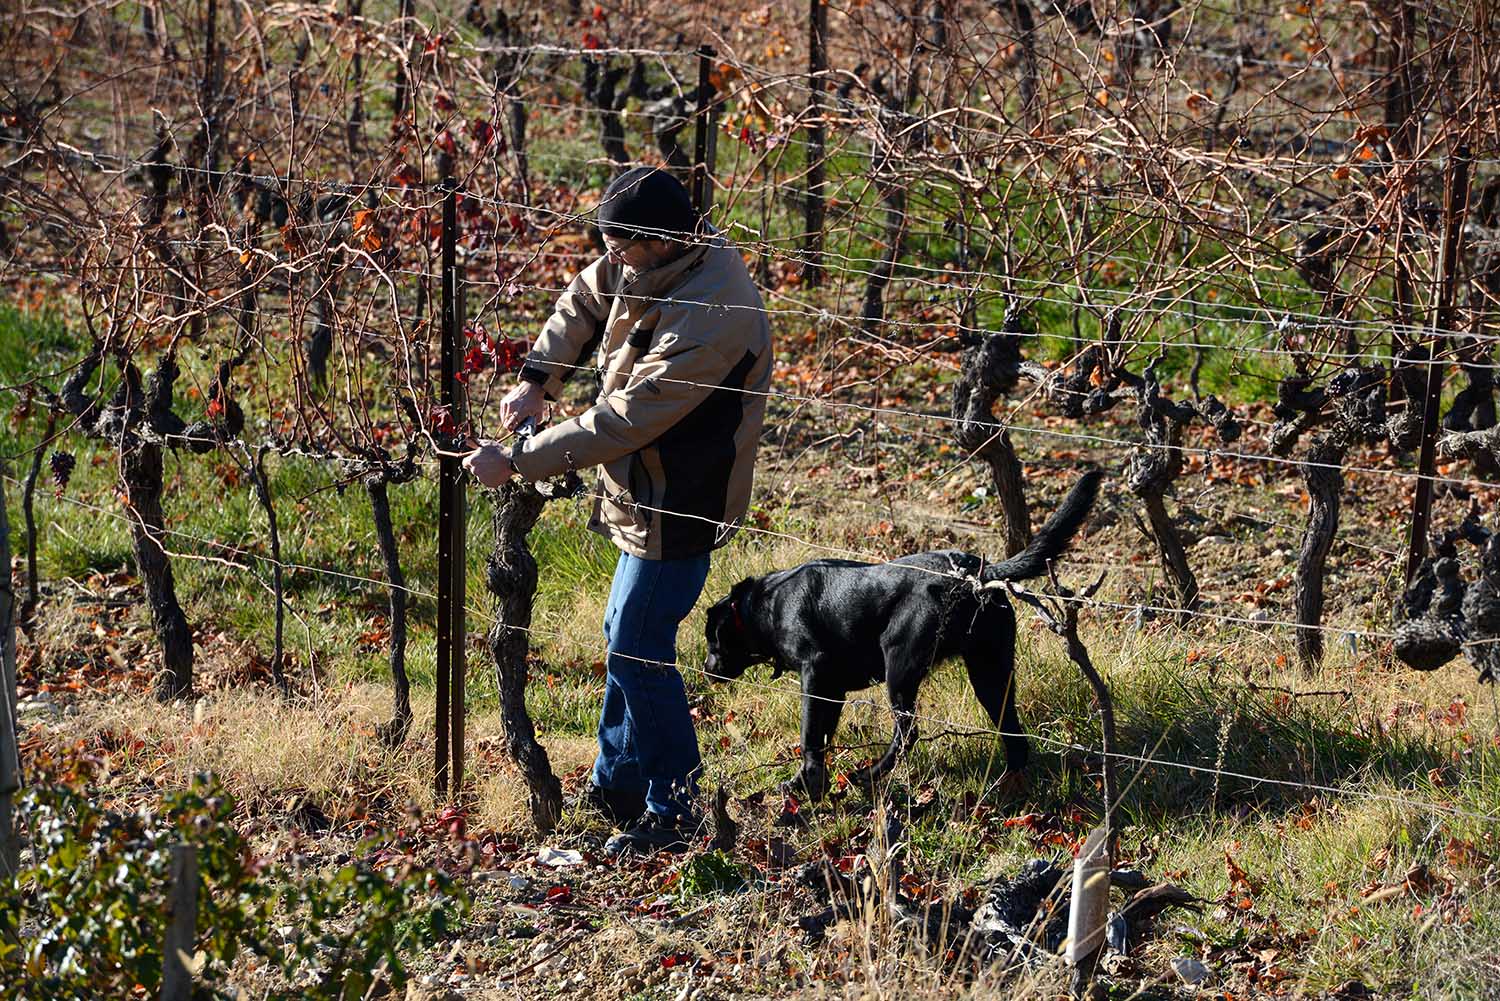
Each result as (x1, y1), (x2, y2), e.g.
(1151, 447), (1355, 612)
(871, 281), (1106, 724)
(16, 403), (1500, 998)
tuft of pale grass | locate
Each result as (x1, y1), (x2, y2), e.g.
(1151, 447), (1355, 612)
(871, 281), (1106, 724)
(468, 728), (597, 833)
(63, 684), (436, 819)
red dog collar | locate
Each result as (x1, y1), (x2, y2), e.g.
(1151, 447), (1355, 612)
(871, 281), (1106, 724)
(730, 599), (745, 632)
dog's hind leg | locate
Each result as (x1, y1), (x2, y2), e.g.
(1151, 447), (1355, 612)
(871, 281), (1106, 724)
(964, 659), (1030, 770)
(782, 674), (844, 801)
(964, 610), (1030, 795)
(851, 676), (919, 789)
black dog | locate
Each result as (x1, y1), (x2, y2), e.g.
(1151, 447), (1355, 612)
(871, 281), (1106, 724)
(703, 470), (1102, 801)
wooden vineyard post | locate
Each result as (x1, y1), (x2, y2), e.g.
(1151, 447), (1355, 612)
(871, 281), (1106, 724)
(691, 46), (717, 221)
(435, 170), (468, 797)
(160, 844), (198, 1001)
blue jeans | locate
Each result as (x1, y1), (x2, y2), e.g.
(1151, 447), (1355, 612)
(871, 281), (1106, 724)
(593, 551), (711, 819)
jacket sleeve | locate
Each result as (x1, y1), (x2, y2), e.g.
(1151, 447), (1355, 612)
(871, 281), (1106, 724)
(513, 319), (741, 479)
(517, 258), (612, 399)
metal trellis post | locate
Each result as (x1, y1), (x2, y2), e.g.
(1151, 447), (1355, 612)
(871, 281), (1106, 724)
(691, 46), (718, 221)
(1405, 144), (1471, 585)
(804, 0), (827, 286)
(436, 171), (468, 797)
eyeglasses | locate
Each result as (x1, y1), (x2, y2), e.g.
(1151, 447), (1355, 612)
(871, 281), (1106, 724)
(604, 237), (640, 261)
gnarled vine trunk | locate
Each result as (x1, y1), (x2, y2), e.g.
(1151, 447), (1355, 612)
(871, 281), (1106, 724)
(584, 57), (632, 170)
(860, 179), (907, 336)
(345, 0), (364, 154)
(486, 481), (562, 832)
(368, 477), (412, 746)
(1124, 359), (1205, 620)
(952, 332), (1029, 556)
(247, 447), (288, 696)
(486, 10), (532, 205)
(1127, 426), (1199, 619)
(1139, 493), (1199, 617)
(997, 0), (1038, 122)
(122, 438), (194, 700)
(1294, 435), (1347, 669)
(21, 410), (54, 633)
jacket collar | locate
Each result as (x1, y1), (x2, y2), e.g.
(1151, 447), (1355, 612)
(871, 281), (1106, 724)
(618, 230), (719, 301)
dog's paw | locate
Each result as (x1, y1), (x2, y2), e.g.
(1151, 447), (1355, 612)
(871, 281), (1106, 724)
(995, 769), (1029, 799)
(780, 769), (828, 803)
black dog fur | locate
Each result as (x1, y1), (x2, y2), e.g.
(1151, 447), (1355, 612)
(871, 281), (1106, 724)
(703, 470), (1102, 801)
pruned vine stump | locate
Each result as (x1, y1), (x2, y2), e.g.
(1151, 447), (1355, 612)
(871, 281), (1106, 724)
(486, 479), (564, 833)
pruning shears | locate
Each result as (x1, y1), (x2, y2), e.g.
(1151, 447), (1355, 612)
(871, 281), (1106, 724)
(510, 414), (586, 499)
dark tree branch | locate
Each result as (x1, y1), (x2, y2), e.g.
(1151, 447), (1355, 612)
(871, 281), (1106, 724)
(1006, 567), (1117, 858)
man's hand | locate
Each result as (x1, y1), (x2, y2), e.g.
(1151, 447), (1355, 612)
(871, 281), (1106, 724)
(499, 381), (545, 431)
(462, 442), (513, 488)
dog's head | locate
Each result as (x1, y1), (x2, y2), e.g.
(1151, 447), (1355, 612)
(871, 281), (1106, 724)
(703, 579), (769, 682)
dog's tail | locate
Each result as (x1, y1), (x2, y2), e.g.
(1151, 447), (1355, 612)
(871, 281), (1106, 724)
(980, 469), (1103, 583)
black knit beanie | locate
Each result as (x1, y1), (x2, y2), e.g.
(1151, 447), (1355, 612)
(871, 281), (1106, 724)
(596, 166), (697, 242)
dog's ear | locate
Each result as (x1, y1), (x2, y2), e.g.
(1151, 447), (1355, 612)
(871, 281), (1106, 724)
(704, 598), (731, 649)
(703, 597), (745, 682)
(730, 576), (758, 609)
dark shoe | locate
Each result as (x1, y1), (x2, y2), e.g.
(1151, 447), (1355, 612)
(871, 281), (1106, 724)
(571, 780), (645, 827)
(604, 811), (700, 857)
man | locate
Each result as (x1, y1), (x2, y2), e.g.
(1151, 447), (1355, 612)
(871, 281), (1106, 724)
(463, 167), (772, 854)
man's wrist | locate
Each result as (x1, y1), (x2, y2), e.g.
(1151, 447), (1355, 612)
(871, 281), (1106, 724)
(517, 365), (552, 397)
(508, 442), (527, 480)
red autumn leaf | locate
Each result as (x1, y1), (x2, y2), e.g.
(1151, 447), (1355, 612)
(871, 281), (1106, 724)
(582, 32), (601, 50)
(460, 345), (489, 378)
(435, 129), (458, 158)
(493, 338), (528, 373)
(1225, 849), (1257, 894)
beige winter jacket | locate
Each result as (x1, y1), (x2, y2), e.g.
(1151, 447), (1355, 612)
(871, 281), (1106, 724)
(512, 234), (772, 560)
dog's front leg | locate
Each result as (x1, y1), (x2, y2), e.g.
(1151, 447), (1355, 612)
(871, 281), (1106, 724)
(782, 673), (843, 801)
